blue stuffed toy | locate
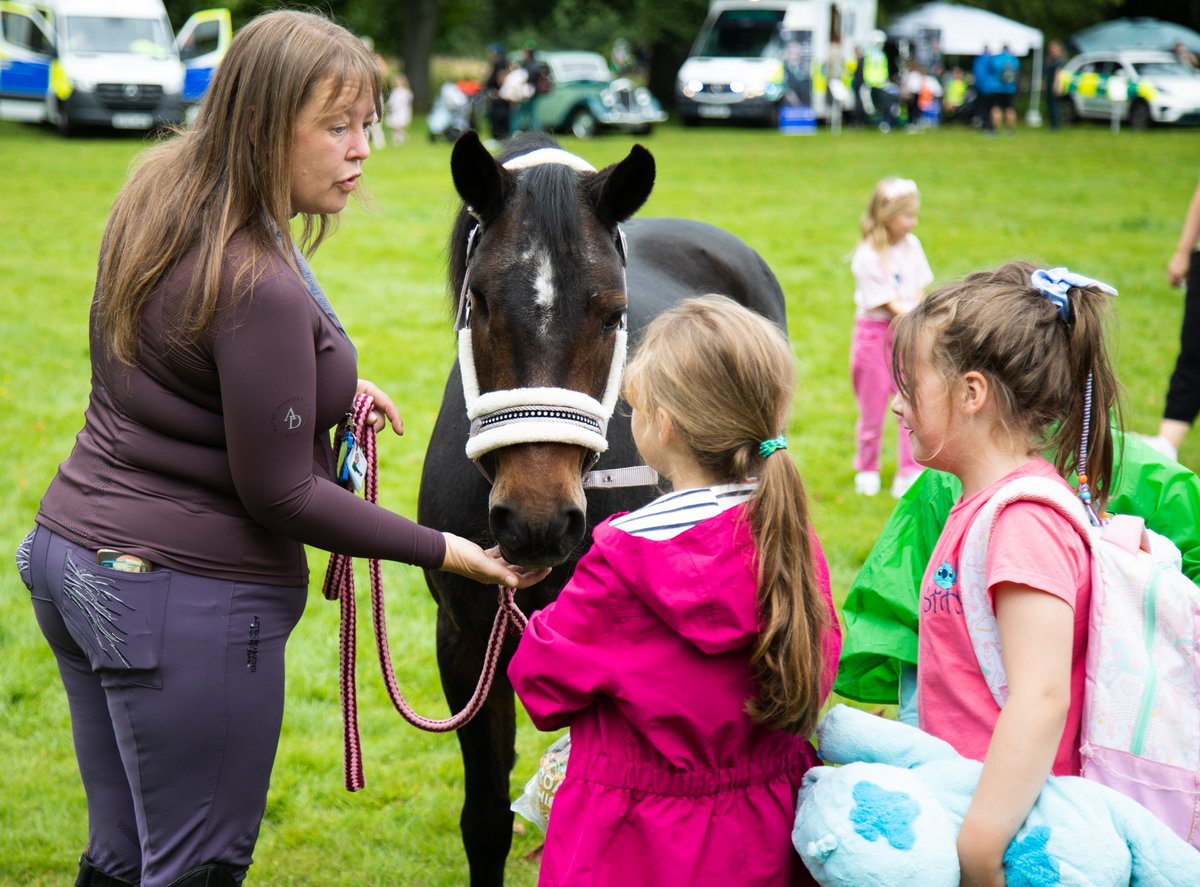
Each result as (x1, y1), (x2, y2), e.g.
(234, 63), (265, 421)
(793, 705), (1200, 886)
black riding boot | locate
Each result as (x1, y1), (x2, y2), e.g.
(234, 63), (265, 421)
(164, 863), (239, 887)
(75, 854), (137, 887)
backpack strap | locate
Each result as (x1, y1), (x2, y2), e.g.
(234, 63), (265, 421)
(959, 476), (1094, 708)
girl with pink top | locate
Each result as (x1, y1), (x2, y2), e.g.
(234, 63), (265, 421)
(890, 262), (1120, 886)
(509, 296), (842, 886)
(850, 177), (933, 498)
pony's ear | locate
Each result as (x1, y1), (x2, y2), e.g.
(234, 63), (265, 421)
(588, 144), (656, 227)
(451, 131), (511, 224)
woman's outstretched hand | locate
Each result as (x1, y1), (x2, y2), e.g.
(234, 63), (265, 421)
(441, 533), (552, 588)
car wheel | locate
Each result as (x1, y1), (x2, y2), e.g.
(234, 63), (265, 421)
(681, 115), (701, 128)
(570, 108), (597, 139)
(1128, 99), (1151, 131)
(1063, 96), (1081, 125)
(630, 123), (652, 135)
(54, 100), (76, 138)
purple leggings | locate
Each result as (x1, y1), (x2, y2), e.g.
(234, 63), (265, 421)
(19, 525), (305, 886)
(850, 316), (920, 475)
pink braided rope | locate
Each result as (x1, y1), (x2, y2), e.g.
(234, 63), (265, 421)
(322, 393), (527, 792)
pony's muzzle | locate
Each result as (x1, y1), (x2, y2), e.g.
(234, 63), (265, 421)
(488, 499), (586, 568)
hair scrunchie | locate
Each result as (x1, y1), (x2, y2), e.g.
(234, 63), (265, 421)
(1030, 267), (1118, 323)
(759, 435), (788, 458)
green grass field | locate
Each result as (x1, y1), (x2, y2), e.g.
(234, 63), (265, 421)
(1, 115), (1196, 885)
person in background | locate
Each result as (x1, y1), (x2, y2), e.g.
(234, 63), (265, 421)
(484, 42), (512, 141)
(849, 44), (868, 127)
(385, 73), (413, 145)
(1044, 40), (1066, 131)
(863, 30), (894, 131)
(365, 36), (389, 150)
(888, 262), (1119, 884)
(972, 44), (996, 133)
(942, 65), (967, 122)
(850, 177), (932, 499)
(902, 59), (925, 130)
(918, 68), (943, 127)
(991, 42), (1020, 136)
(1145, 179), (1200, 463)
(509, 296), (841, 886)
(515, 43), (549, 133)
(1174, 40), (1199, 69)
(14, 11), (543, 887)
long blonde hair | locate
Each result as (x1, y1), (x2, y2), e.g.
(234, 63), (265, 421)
(892, 261), (1121, 509)
(623, 295), (828, 736)
(860, 177), (919, 252)
(96, 10), (382, 364)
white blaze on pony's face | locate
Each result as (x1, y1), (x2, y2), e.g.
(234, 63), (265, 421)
(449, 133), (656, 566)
(532, 250), (556, 312)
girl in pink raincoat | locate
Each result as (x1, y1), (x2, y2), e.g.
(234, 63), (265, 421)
(509, 295), (842, 886)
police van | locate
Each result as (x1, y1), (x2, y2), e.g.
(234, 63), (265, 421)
(676, 0), (877, 125)
(0, 0), (230, 135)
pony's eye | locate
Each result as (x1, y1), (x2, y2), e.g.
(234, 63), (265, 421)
(468, 292), (489, 323)
(602, 309), (627, 332)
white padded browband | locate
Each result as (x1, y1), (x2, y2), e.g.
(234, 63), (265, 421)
(501, 148), (597, 173)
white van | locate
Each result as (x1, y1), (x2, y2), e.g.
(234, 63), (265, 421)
(0, 0), (230, 135)
(676, 0), (877, 124)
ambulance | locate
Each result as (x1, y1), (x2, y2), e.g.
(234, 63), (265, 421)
(0, 0), (230, 135)
(676, 0), (877, 125)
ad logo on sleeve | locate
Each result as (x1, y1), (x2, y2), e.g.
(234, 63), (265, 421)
(272, 400), (310, 435)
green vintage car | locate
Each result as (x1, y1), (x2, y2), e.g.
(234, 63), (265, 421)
(536, 50), (668, 138)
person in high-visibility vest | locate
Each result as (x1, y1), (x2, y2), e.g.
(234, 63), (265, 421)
(863, 30), (894, 130)
(943, 66), (967, 122)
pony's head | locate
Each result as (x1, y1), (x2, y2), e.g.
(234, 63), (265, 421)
(449, 132), (655, 567)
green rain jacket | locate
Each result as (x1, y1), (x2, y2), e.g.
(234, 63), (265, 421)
(835, 433), (1200, 704)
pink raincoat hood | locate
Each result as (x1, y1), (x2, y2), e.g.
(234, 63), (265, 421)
(594, 506), (761, 655)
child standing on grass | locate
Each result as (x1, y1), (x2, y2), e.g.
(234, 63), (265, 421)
(889, 262), (1119, 885)
(851, 177), (933, 498)
(509, 295), (842, 886)
(385, 74), (413, 145)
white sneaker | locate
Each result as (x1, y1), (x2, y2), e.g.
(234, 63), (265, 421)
(891, 469), (925, 499)
(1137, 433), (1179, 462)
(854, 471), (881, 496)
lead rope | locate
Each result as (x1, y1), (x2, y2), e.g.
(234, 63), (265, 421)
(322, 393), (528, 791)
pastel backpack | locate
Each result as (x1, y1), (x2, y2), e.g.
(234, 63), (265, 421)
(960, 474), (1200, 849)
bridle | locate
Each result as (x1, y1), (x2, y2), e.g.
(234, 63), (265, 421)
(453, 147), (656, 491)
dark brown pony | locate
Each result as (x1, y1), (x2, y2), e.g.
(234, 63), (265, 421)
(418, 132), (786, 885)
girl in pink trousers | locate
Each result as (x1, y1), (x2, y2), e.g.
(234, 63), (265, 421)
(850, 177), (933, 497)
(509, 296), (842, 886)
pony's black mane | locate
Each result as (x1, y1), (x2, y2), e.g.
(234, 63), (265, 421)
(515, 163), (585, 261)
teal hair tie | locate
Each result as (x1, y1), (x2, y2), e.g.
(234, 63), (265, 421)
(759, 435), (788, 458)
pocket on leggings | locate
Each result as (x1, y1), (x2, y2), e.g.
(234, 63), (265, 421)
(15, 526), (36, 590)
(60, 548), (171, 686)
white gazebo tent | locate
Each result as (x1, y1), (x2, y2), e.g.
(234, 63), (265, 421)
(887, 2), (1046, 124)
